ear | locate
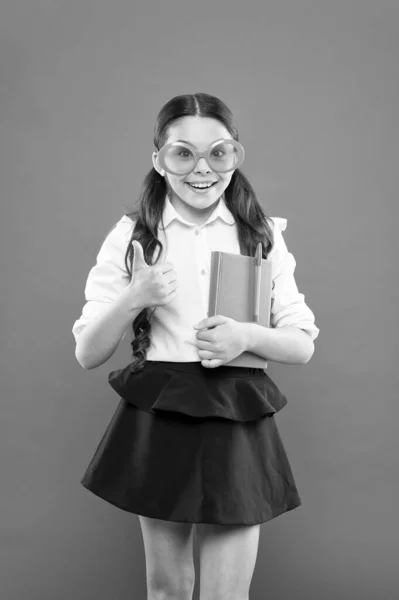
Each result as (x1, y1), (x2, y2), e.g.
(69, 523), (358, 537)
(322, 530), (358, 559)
(152, 151), (165, 177)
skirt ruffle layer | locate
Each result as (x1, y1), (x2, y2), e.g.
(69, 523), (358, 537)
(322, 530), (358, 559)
(108, 360), (288, 422)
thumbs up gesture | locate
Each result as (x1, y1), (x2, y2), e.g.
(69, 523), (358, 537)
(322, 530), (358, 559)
(126, 240), (178, 310)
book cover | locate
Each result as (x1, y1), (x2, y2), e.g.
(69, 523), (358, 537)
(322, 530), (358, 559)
(207, 249), (273, 368)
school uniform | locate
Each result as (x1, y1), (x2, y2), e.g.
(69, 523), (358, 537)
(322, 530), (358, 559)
(72, 193), (320, 526)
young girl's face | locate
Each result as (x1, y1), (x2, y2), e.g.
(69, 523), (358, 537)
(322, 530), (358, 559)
(152, 116), (236, 225)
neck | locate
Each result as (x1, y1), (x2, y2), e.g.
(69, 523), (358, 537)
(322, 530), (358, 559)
(168, 192), (221, 227)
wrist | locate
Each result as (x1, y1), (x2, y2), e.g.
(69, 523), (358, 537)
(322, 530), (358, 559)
(242, 323), (314, 364)
(118, 284), (146, 315)
(240, 321), (255, 352)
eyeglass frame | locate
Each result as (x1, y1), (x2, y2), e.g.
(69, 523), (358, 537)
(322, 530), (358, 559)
(154, 138), (245, 176)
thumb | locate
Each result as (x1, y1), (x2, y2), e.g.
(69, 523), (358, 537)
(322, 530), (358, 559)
(132, 240), (148, 272)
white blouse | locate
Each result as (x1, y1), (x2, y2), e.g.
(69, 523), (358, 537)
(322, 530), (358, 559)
(72, 194), (320, 366)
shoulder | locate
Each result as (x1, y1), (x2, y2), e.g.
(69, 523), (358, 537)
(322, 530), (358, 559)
(269, 216), (288, 234)
(106, 214), (136, 238)
(267, 216), (295, 273)
(101, 214), (136, 248)
(268, 216), (288, 253)
(93, 215), (136, 266)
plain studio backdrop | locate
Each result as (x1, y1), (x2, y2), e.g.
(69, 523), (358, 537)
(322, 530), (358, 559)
(1, 1), (398, 599)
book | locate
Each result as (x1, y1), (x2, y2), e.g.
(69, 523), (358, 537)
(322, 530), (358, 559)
(207, 243), (273, 368)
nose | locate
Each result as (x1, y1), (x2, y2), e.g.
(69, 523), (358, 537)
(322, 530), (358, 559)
(194, 156), (212, 173)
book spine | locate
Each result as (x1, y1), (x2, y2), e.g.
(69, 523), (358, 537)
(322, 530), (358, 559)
(213, 252), (223, 315)
(208, 252), (222, 316)
(215, 253), (222, 314)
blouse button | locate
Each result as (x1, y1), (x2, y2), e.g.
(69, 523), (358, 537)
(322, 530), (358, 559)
(200, 269), (206, 275)
(195, 229), (200, 235)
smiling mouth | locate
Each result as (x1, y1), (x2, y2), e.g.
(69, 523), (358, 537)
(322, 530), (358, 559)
(186, 182), (217, 189)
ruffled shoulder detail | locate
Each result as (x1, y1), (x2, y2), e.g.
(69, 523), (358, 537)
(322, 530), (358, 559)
(108, 362), (288, 422)
(120, 214), (136, 227)
(267, 216), (290, 271)
(270, 216), (287, 233)
(104, 214), (135, 241)
(94, 217), (135, 263)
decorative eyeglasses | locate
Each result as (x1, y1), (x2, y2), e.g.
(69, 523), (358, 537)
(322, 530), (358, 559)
(155, 138), (245, 176)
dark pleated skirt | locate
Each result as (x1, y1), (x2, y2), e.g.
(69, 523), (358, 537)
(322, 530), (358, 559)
(80, 360), (302, 526)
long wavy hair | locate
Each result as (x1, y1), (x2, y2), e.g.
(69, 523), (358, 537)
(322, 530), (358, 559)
(123, 92), (275, 372)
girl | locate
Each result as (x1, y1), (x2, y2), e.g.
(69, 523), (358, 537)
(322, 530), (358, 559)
(72, 93), (319, 600)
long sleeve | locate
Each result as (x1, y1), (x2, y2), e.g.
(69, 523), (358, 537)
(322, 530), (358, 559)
(269, 217), (320, 341)
(72, 215), (134, 341)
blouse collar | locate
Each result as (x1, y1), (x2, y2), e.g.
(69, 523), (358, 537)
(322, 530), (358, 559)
(160, 193), (235, 230)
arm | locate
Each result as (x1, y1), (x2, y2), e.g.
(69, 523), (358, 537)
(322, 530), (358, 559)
(72, 216), (139, 370)
(242, 323), (314, 364)
(244, 217), (320, 365)
(75, 289), (143, 370)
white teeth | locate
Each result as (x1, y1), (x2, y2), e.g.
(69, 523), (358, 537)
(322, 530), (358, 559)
(188, 183), (213, 188)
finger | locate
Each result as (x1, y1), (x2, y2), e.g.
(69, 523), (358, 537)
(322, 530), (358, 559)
(196, 339), (214, 351)
(194, 315), (229, 330)
(132, 240), (148, 272)
(166, 286), (178, 297)
(198, 349), (217, 360)
(157, 263), (176, 275)
(201, 358), (223, 369)
(167, 274), (177, 284)
(195, 329), (215, 342)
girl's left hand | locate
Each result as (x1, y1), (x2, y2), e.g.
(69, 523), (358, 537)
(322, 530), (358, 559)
(193, 315), (247, 368)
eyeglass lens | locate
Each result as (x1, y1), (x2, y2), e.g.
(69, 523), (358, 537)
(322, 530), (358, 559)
(162, 140), (242, 174)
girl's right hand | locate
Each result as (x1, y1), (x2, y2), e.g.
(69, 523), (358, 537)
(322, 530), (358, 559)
(126, 240), (178, 310)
